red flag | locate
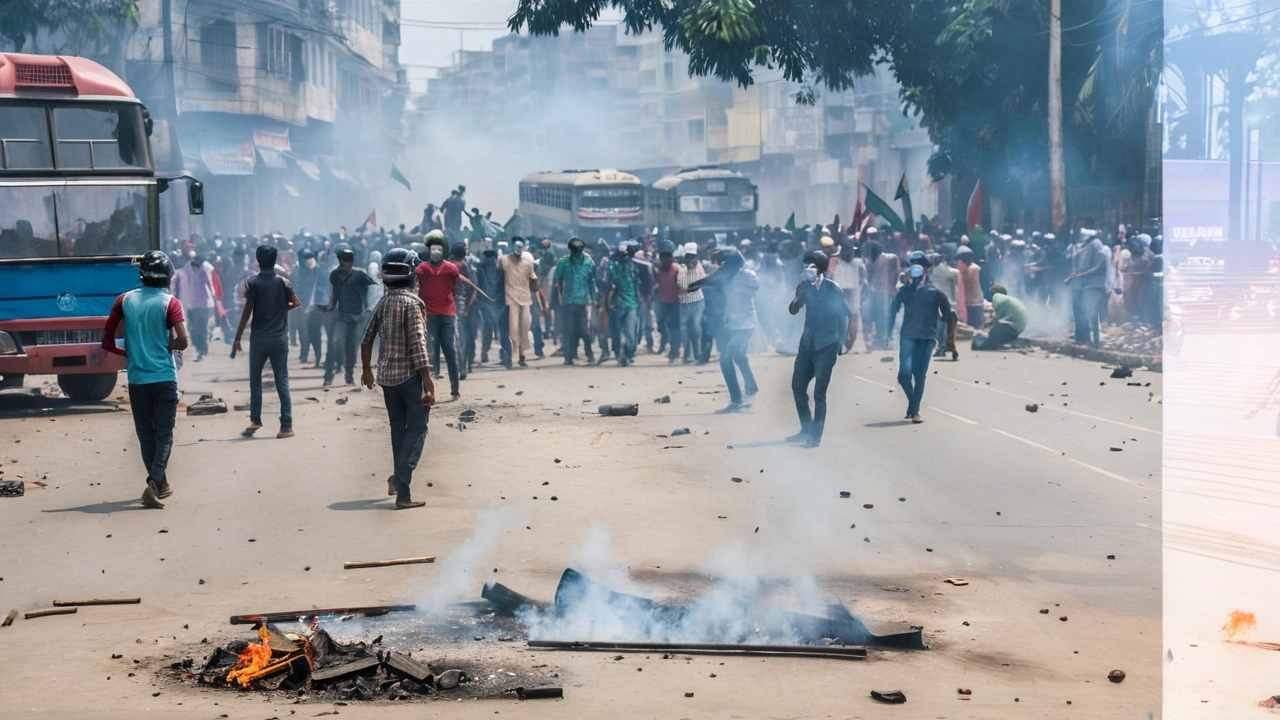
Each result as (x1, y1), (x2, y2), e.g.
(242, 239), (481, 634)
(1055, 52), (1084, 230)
(361, 210), (377, 230)
(966, 180), (982, 232)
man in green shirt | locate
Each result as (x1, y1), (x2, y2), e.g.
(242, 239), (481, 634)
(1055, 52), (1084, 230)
(553, 237), (596, 365)
(972, 284), (1028, 351)
(606, 243), (642, 366)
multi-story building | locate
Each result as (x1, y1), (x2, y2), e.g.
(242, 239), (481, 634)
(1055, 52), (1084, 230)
(124, 0), (408, 239)
(420, 25), (937, 228)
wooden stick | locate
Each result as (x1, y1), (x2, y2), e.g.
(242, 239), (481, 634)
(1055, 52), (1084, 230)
(527, 640), (867, 660)
(343, 556), (435, 570)
(230, 604), (416, 625)
(2, 608), (18, 627)
(53, 598), (141, 607)
(25, 607), (78, 619)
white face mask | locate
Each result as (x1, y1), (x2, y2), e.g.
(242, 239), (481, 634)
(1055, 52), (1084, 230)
(909, 264), (924, 279)
(802, 266), (819, 284)
(429, 247), (444, 262)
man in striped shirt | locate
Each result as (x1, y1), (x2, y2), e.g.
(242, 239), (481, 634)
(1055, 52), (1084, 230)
(676, 243), (707, 364)
(361, 248), (435, 509)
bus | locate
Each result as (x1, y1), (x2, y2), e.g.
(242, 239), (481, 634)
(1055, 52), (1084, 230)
(517, 169), (646, 245)
(645, 167), (757, 244)
(0, 53), (202, 401)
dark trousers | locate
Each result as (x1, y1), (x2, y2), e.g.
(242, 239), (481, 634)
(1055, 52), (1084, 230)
(863, 293), (892, 349)
(326, 312), (361, 382)
(791, 341), (839, 441)
(655, 302), (681, 359)
(128, 381), (178, 485)
(303, 306), (325, 363)
(972, 322), (1021, 351)
(531, 302), (545, 356)
(382, 374), (429, 502)
(457, 307), (476, 372)
(426, 314), (460, 395)
(561, 304), (594, 362)
(719, 327), (758, 404)
(249, 335), (292, 427)
(188, 306), (211, 356)
(478, 301), (511, 365)
(680, 300), (704, 361)
(1071, 287), (1106, 345)
(898, 337), (936, 416)
(966, 304), (984, 329)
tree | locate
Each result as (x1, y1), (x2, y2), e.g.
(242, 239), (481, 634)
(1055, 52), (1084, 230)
(0, 0), (139, 76)
(509, 0), (1161, 230)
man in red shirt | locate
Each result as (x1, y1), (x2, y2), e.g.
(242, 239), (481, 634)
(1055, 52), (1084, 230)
(652, 242), (682, 363)
(415, 231), (487, 400)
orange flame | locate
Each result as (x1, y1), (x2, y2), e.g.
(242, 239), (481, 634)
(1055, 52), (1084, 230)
(1223, 609), (1257, 641)
(226, 625), (273, 687)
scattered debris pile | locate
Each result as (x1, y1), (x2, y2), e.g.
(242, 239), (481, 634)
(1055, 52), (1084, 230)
(186, 395), (227, 416)
(1097, 324), (1162, 357)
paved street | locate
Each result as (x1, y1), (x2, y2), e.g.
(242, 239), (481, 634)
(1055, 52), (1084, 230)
(0, 344), (1160, 718)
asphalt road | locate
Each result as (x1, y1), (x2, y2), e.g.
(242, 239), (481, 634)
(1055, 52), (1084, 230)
(0, 340), (1161, 718)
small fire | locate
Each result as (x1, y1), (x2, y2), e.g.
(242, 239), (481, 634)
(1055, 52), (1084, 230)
(226, 625), (273, 687)
(1223, 609), (1257, 641)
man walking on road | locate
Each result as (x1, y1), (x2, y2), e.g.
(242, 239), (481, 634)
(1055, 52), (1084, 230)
(361, 248), (435, 509)
(676, 243), (707, 364)
(501, 238), (547, 367)
(172, 247), (215, 360)
(606, 242), (642, 366)
(890, 252), (955, 424)
(553, 237), (597, 365)
(101, 251), (189, 509)
(694, 248), (759, 413)
(325, 247), (376, 386)
(233, 244), (302, 439)
(787, 251), (852, 448)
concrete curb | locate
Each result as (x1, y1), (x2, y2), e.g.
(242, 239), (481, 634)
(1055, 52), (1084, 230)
(954, 325), (1162, 372)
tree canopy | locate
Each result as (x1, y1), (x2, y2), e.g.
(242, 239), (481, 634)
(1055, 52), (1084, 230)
(509, 0), (1162, 227)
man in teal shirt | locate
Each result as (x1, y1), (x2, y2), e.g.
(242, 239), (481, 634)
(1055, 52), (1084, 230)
(972, 284), (1028, 350)
(101, 251), (190, 509)
(607, 243), (642, 366)
(553, 237), (596, 365)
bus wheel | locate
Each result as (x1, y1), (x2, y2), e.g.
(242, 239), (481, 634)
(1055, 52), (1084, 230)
(57, 373), (118, 402)
(0, 373), (24, 390)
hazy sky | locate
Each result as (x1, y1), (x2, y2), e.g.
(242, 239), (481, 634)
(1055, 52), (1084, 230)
(399, 0), (621, 93)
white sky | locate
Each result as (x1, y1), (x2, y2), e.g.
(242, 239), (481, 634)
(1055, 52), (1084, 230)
(398, 0), (621, 94)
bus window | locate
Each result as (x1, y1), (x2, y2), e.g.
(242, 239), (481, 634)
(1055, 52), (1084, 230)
(54, 184), (150, 257)
(0, 186), (59, 258)
(0, 106), (54, 170)
(52, 106), (149, 170)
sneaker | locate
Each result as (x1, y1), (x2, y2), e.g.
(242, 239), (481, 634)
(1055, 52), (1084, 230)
(742, 392), (757, 407)
(784, 431), (810, 444)
(277, 427), (295, 439)
(141, 484), (165, 509)
(156, 479), (173, 499)
(395, 499), (426, 509)
(951, 350), (959, 361)
(450, 392), (461, 401)
(715, 403), (743, 414)
(242, 423), (263, 437)
(911, 414), (923, 424)
(322, 378), (333, 387)
(564, 359), (575, 366)
(804, 437), (821, 448)
(518, 356), (528, 367)
(535, 352), (545, 360)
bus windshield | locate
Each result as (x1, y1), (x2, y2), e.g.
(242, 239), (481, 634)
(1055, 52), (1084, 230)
(0, 101), (151, 172)
(0, 182), (153, 259)
(579, 187), (641, 212)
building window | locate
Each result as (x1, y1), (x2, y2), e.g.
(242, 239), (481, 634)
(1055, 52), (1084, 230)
(688, 118), (705, 145)
(200, 19), (238, 87)
(266, 26), (291, 77)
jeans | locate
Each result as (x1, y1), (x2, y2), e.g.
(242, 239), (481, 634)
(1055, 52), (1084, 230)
(188, 306), (211, 356)
(508, 303), (532, 358)
(864, 293), (892, 349)
(1072, 287), (1107, 345)
(383, 374), (429, 502)
(127, 381), (178, 485)
(426, 314), (460, 395)
(303, 306), (325, 363)
(898, 337), (937, 416)
(655, 301), (681, 360)
(720, 327), (758, 404)
(326, 312), (362, 382)
(530, 302), (545, 356)
(680, 300), (705, 361)
(249, 335), (292, 428)
(561, 304), (594, 362)
(477, 301), (512, 366)
(966, 304), (984, 329)
(457, 306), (476, 372)
(972, 322), (1021, 351)
(791, 341), (839, 441)
(612, 306), (640, 362)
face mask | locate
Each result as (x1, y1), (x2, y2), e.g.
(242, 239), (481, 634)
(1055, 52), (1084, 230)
(429, 247), (444, 262)
(570, 246), (584, 255)
(802, 266), (819, 284)
(909, 264), (924, 279)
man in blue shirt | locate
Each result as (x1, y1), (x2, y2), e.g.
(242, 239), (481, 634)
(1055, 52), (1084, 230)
(890, 252), (955, 423)
(787, 251), (852, 448)
(101, 251), (189, 509)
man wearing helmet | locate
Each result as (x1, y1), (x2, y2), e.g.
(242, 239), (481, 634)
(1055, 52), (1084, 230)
(101, 251), (190, 509)
(324, 247), (376, 386)
(361, 248), (435, 509)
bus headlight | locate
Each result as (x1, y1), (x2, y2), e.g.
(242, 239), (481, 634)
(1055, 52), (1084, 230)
(0, 331), (18, 355)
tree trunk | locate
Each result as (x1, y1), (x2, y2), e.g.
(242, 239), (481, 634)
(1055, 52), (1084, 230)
(1049, 0), (1067, 230)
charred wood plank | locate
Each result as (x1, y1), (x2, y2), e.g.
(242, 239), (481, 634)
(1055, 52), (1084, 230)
(229, 604), (415, 625)
(310, 656), (380, 684)
(52, 597), (141, 607)
(24, 607), (77, 619)
(2, 608), (18, 627)
(481, 582), (542, 616)
(343, 556), (435, 570)
(527, 640), (866, 660)
(383, 652), (433, 684)
(517, 686), (563, 699)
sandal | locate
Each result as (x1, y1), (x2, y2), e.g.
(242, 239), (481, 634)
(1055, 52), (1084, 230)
(870, 690), (906, 704)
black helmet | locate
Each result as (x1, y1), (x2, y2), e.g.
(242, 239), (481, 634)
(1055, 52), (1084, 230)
(908, 250), (931, 268)
(381, 247), (419, 281)
(139, 250), (174, 281)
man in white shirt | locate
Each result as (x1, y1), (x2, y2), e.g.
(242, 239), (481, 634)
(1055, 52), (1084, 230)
(501, 238), (547, 367)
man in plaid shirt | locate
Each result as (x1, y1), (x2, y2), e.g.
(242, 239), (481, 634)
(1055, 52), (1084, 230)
(361, 248), (436, 509)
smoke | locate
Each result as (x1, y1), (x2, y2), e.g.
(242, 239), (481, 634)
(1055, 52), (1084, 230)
(420, 506), (521, 617)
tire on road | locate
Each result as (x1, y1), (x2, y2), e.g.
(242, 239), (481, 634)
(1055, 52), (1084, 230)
(57, 373), (117, 402)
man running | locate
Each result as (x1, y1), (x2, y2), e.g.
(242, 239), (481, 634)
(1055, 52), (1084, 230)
(101, 251), (189, 509)
(787, 251), (852, 448)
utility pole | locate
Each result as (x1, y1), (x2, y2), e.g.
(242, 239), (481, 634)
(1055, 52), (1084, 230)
(1048, 0), (1067, 231)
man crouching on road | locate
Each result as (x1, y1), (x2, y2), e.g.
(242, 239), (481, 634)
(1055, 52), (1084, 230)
(360, 248), (436, 509)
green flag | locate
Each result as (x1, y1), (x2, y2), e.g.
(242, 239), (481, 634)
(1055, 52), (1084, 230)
(784, 212), (796, 233)
(862, 184), (904, 233)
(894, 174), (915, 234)
(390, 163), (412, 191)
